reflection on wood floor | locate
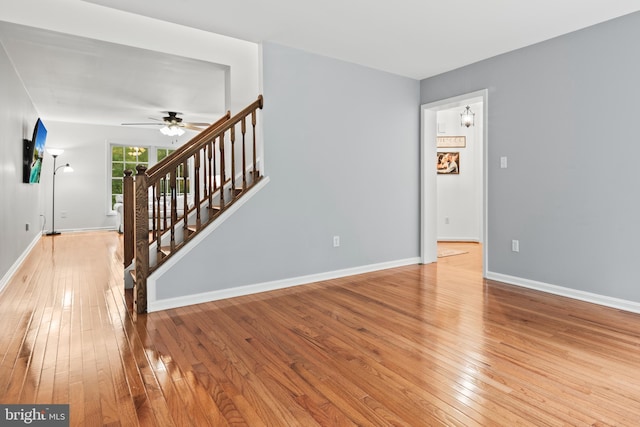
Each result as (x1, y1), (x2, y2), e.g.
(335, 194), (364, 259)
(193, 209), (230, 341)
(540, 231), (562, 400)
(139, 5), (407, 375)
(1, 233), (640, 426)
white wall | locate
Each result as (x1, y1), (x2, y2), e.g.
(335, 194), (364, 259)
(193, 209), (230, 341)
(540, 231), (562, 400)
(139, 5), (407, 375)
(41, 121), (191, 232)
(436, 101), (483, 241)
(0, 44), (42, 288)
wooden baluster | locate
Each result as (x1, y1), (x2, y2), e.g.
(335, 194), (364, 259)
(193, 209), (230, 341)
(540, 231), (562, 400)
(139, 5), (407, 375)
(209, 140), (215, 203)
(230, 125), (236, 198)
(210, 140), (217, 218)
(150, 181), (156, 241)
(123, 169), (134, 268)
(182, 159), (188, 230)
(241, 117), (247, 191)
(154, 182), (161, 251)
(163, 175), (170, 231)
(170, 170), (176, 251)
(212, 140), (217, 191)
(194, 152), (201, 228)
(202, 146), (207, 206)
(252, 108), (258, 181)
(134, 165), (148, 314)
(219, 133), (226, 209)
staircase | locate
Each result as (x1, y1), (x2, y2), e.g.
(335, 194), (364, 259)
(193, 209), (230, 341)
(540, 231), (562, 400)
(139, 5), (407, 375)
(123, 95), (264, 313)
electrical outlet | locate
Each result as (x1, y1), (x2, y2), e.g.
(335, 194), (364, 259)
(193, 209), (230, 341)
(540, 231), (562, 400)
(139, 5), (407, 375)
(61, 211), (67, 218)
(333, 236), (340, 247)
(500, 156), (508, 169)
(511, 239), (519, 252)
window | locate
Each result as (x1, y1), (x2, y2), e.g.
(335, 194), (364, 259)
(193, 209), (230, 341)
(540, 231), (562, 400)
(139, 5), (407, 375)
(110, 145), (149, 207)
(157, 148), (174, 162)
(109, 145), (187, 209)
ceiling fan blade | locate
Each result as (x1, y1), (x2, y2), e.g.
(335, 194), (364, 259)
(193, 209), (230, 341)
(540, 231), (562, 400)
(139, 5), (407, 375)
(184, 122), (210, 127)
(121, 122), (162, 126)
(182, 123), (207, 131)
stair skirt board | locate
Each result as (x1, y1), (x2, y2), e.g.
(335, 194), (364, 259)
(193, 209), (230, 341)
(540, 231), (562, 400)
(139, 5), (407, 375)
(147, 256), (421, 312)
(148, 164), (263, 268)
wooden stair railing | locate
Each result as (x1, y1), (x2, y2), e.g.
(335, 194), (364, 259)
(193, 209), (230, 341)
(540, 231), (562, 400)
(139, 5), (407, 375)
(123, 95), (264, 313)
(122, 111), (232, 269)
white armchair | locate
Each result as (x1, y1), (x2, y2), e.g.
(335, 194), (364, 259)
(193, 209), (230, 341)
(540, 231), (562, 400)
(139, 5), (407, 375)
(113, 194), (124, 233)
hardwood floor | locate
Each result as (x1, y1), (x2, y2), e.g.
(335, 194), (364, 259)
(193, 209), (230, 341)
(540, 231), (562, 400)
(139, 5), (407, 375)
(1, 234), (640, 426)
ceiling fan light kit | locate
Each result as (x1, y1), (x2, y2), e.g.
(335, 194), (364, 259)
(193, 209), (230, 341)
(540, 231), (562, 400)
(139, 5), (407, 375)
(160, 125), (185, 136)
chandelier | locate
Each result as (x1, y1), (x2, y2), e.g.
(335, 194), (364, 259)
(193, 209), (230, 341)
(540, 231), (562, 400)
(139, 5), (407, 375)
(460, 106), (475, 128)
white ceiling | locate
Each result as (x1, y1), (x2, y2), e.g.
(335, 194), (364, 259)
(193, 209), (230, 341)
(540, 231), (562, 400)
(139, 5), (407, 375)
(1, 1), (639, 129)
(0, 22), (228, 129)
(83, 0), (640, 79)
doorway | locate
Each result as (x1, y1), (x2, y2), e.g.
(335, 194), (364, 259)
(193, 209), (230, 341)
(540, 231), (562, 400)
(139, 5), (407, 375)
(420, 89), (488, 277)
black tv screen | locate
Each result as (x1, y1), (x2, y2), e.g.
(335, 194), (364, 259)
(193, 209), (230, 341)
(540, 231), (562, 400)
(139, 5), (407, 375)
(23, 118), (48, 183)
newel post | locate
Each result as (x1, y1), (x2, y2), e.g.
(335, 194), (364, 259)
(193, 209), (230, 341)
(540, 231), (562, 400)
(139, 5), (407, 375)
(123, 169), (135, 268)
(134, 165), (149, 314)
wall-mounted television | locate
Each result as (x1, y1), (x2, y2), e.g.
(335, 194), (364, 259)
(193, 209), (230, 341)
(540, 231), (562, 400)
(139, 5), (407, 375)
(23, 118), (48, 183)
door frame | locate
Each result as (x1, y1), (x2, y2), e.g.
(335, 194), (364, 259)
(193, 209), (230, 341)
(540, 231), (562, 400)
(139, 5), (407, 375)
(420, 89), (488, 277)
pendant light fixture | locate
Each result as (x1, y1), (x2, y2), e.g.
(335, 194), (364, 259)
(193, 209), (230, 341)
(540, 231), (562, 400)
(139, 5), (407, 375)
(460, 105), (475, 128)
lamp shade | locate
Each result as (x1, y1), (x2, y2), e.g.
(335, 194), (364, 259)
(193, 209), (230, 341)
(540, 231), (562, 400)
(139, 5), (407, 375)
(47, 148), (64, 156)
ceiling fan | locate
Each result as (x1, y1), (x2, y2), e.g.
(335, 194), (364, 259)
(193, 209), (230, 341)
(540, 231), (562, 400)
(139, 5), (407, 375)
(122, 111), (210, 136)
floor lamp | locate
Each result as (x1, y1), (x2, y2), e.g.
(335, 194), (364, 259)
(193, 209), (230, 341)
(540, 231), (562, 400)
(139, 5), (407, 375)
(46, 148), (73, 236)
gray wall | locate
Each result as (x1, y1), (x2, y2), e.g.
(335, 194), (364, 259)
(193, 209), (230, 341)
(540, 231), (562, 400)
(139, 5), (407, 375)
(421, 12), (640, 301)
(155, 43), (421, 299)
(0, 44), (42, 286)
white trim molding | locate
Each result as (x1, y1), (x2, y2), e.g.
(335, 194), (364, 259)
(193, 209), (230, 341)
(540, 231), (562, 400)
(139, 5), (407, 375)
(149, 256), (420, 312)
(486, 271), (640, 315)
(420, 88), (489, 277)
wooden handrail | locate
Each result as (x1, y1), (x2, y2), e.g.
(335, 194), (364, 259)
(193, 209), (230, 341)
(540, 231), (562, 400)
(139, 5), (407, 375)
(125, 95), (264, 314)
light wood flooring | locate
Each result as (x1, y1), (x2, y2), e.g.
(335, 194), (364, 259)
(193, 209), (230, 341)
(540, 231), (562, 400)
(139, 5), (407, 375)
(1, 233), (640, 426)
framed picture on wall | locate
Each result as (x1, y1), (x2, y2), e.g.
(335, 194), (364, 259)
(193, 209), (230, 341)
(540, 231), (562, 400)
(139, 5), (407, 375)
(436, 135), (466, 148)
(437, 152), (460, 174)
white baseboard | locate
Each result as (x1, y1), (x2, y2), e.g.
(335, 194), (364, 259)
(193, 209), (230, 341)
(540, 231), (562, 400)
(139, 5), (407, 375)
(0, 233), (42, 294)
(148, 256), (421, 312)
(43, 226), (117, 234)
(486, 271), (640, 315)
